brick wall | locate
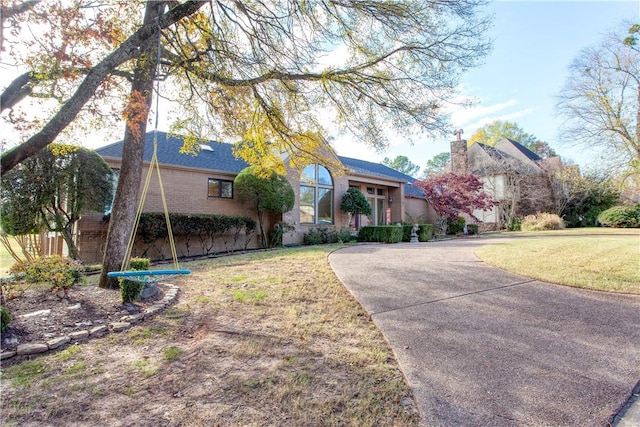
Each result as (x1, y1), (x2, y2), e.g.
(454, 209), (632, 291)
(76, 163), (263, 264)
(405, 197), (437, 224)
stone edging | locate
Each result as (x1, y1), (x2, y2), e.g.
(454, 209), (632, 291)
(0, 283), (180, 362)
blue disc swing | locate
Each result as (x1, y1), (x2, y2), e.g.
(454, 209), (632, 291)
(108, 23), (189, 284)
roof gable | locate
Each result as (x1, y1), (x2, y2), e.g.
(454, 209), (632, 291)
(468, 139), (545, 175)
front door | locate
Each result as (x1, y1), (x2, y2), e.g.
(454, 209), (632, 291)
(366, 193), (387, 226)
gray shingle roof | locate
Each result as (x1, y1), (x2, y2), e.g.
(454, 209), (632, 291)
(470, 142), (542, 176)
(97, 131), (424, 198)
(96, 131), (249, 174)
(502, 138), (542, 162)
(338, 156), (423, 198)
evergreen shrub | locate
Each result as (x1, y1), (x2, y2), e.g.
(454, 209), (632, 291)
(466, 224), (479, 235)
(120, 257), (150, 304)
(418, 224), (434, 241)
(506, 217), (522, 231)
(597, 205), (640, 228)
(357, 226), (403, 243)
(447, 216), (466, 235)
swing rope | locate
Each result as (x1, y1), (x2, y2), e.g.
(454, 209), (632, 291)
(109, 19), (189, 281)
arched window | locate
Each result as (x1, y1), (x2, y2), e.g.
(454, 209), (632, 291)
(300, 164), (333, 224)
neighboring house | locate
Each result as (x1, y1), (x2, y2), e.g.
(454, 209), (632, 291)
(451, 137), (564, 229)
(70, 132), (434, 263)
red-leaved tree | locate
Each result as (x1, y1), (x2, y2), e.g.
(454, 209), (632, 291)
(414, 172), (497, 234)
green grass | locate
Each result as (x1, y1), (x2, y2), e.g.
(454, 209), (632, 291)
(476, 235), (640, 294)
(3, 360), (49, 387)
(230, 288), (268, 303)
(0, 236), (20, 274)
(163, 346), (183, 362)
(58, 344), (82, 361)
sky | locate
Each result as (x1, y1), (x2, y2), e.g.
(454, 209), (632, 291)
(332, 0), (640, 173)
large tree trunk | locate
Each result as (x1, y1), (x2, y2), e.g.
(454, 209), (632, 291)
(98, 1), (167, 289)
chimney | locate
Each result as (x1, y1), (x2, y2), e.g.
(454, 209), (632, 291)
(450, 139), (468, 173)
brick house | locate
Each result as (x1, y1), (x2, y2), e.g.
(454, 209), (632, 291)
(71, 132), (435, 263)
(450, 137), (563, 229)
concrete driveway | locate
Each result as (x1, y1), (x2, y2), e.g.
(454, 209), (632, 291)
(328, 239), (640, 426)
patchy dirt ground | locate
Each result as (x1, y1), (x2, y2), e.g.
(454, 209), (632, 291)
(1, 280), (164, 353)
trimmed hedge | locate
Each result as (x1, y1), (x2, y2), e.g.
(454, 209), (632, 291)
(597, 205), (640, 228)
(447, 216), (466, 235)
(466, 224), (478, 235)
(418, 224), (434, 241)
(357, 226), (403, 243)
(112, 212), (258, 258)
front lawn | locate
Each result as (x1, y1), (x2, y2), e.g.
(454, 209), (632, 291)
(1, 245), (418, 426)
(475, 232), (640, 294)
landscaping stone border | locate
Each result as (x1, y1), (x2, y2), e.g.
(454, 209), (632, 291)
(0, 283), (180, 362)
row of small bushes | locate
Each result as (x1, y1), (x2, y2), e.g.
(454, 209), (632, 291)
(303, 224), (438, 245)
(509, 205), (640, 231)
(303, 227), (354, 245)
(126, 212), (257, 258)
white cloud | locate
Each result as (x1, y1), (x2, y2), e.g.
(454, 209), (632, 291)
(447, 97), (536, 136)
(450, 99), (520, 126)
(450, 99), (519, 125)
(463, 107), (535, 131)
